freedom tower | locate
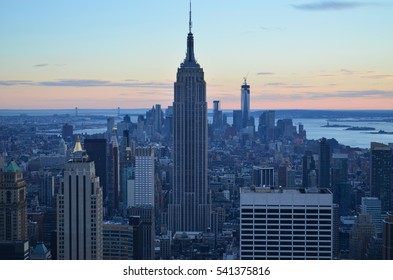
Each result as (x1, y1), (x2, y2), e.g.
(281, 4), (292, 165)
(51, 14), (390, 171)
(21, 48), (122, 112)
(168, 3), (211, 233)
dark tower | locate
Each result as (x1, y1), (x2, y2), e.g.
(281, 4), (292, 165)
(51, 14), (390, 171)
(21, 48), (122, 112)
(319, 137), (331, 188)
(169, 3), (211, 232)
(84, 139), (108, 201)
(371, 142), (392, 213)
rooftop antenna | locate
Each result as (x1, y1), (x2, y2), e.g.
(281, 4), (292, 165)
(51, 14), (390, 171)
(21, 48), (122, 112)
(243, 72), (249, 85)
(189, 0), (192, 33)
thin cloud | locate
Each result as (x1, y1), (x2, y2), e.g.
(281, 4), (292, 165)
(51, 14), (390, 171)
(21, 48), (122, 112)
(0, 79), (172, 89)
(253, 89), (393, 101)
(0, 80), (34, 86)
(260, 26), (284, 31)
(265, 82), (312, 88)
(293, 1), (377, 11)
(361, 74), (393, 79)
(34, 63), (49, 67)
(256, 72), (275, 76)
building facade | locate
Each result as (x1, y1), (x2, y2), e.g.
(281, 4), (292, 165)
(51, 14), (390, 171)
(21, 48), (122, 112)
(240, 187), (333, 260)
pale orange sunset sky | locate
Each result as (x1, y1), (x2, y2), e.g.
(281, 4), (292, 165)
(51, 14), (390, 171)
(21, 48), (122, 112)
(1, 0), (392, 110)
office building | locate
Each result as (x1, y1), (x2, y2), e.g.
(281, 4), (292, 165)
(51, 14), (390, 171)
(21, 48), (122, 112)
(108, 129), (120, 215)
(240, 187), (333, 260)
(127, 207), (154, 260)
(349, 214), (375, 259)
(103, 221), (135, 260)
(370, 142), (392, 213)
(258, 110), (275, 142)
(0, 161), (27, 242)
(57, 137), (103, 260)
(232, 110), (243, 131)
(62, 123), (73, 141)
(382, 212), (393, 259)
(252, 166), (274, 187)
(361, 197), (382, 234)
(302, 151), (316, 189)
(319, 137), (331, 188)
(0, 240), (29, 260)
(128, 147), (155, 207)
(169, 5), (211, 232)
(212, 100), (223, 130)
(84, 138), (108, 201)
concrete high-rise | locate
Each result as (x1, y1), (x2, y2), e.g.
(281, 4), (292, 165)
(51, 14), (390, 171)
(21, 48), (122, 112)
(169, 4), (211, 232)
(240, 187), (333, 260)
(370, 142), (392, 213)
(241, 79), (250, 128)
(131, 147), (155, 207)
(57, 137), (103, 260)
(0, 161), (27, 242)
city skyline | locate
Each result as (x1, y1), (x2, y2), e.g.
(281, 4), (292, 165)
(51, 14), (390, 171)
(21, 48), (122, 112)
(1, 0), (393, 110)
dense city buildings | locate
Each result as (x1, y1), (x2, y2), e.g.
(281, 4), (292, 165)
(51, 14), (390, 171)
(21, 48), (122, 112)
(168, 7), (211, 233)
(0, 5), (393, 262)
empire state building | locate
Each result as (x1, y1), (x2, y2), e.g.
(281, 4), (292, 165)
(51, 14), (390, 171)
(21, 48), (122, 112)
(168, 5), (211, 232)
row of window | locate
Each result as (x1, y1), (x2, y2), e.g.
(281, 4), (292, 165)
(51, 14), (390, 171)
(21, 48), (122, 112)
(242, 224), (330, 230)
(241, 246), (332, 252)
(241, 214), (331, 219)
(242, 208), (331, 214)
(241, 241), (331, 246)
(242, 235), (331, 241)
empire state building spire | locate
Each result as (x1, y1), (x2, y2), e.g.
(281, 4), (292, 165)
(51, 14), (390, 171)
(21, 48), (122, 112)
(184, 1), (197, 66)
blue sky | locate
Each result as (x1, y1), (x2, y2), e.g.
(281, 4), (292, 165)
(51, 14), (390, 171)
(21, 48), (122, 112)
(1, 0), (392, 109)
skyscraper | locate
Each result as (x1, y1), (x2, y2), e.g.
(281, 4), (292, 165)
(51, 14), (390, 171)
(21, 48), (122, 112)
(302, 151), (316, 189)
(0, 161), (27, 242)
(169, 4), (211, 232)
(131, 147), (155, 207)
(319, 137), (331, 188)
(212, 100), (223, 130)
(57, 137), (103, 260)
(258, 110), (275, 142)
(382, 212), (393, 259)
(241, 78), (250, 128)
(84, 138), (108, 202)
(370, 142), (393, 214)
(108, 129), (120, 215)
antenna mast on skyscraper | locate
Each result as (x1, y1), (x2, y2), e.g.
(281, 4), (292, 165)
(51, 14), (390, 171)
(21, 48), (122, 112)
(189, 0), (192, 33)
(243, 72), (249, 85)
